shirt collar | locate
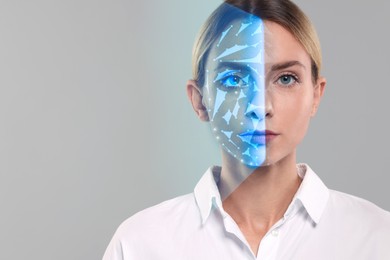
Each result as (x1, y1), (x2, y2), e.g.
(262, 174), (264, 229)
(194, 166), (224, 224)
(293, 163), (330, 224)
(194, 164), (329, 225)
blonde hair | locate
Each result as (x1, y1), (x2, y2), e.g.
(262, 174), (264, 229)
(192, 0), (322, 86)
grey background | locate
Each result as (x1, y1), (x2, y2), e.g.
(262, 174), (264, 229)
(0, 0), (389, 259)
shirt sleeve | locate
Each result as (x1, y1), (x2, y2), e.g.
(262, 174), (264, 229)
(102, 234), (124, 260)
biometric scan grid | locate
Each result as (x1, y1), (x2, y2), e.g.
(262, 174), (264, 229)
(201, 5), (266, 168)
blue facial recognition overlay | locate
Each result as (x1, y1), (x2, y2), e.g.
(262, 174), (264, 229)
(202, 4), (266, 167)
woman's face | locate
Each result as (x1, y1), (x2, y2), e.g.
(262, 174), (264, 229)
(191, 17), (325, 168)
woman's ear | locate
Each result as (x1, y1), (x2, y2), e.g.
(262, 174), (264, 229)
(311, 76), (326, 117)
(186, 80), (209, 122)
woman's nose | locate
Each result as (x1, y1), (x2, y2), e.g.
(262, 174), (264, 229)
(245, 102), (264, 120)
(244, 90), (273, 120)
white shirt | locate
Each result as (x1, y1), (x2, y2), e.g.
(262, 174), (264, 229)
(103, 164), (390, 260)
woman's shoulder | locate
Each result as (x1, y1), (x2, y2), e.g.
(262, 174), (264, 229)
(321, 190), (390, 255)
(326, 189), (390, 229)
(328, 189), (389, 216)
(114, 193), (199, 238)
(103, 193), (201, 259)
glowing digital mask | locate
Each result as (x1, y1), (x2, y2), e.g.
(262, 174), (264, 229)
(202, 7), (266, 167)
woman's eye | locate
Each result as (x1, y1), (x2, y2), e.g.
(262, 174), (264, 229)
(221, 75), (245, 88)
(277, 74), (297, 87)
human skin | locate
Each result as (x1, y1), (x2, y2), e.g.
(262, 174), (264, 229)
(186, 20), (326, 255)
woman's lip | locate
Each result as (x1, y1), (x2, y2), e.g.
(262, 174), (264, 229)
(264, 134), (278, 142)
(239, 130), (279, 136)
(239, 130), (279, 145)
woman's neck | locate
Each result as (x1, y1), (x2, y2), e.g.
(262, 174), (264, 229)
(219, 150), (302, 256)
(219, 150), (302, 236)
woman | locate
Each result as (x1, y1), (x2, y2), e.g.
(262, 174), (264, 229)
(104, 0), (390, 259)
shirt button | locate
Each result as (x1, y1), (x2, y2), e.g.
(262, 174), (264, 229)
(271, 230), (279, 237)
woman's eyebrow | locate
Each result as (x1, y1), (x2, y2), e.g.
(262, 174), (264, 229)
(270, 60), (306, 72)
(214, 61), (253, 73)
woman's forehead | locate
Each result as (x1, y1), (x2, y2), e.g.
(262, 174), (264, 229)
(263, 21), (311, 66)
(215, 18), (264, 47)
(208, 18), (310, 68)
(209, 18), (265, 64)
(212, 18), (264, 52)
